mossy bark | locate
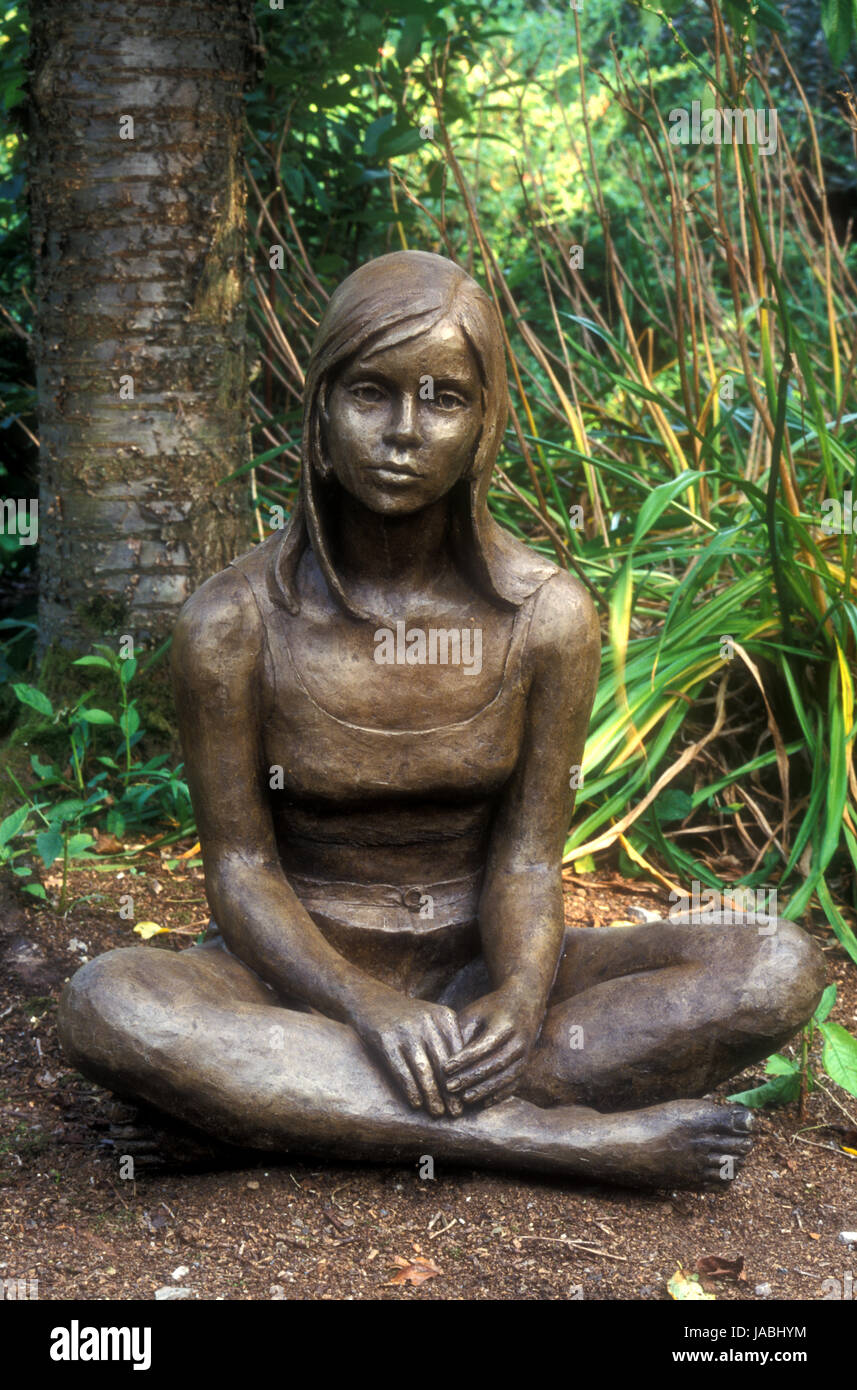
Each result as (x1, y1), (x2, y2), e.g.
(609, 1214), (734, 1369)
(28, 0), (256, 654)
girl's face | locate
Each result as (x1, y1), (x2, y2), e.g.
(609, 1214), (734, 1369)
(321, 319), (484, 516)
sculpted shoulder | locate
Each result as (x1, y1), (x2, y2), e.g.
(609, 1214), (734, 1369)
(172, 563), (264, 689)
(527, 568), (601, 678)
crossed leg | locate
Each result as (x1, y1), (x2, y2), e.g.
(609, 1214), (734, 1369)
(57, 913), (823, 1188)
(518, 912), (826, 1110)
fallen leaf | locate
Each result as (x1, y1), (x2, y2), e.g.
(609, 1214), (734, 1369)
(385, 1255), (442, 1287)
(695, 1255), (745, 1282)
(94, 832), (124, 854)
(133, 921), (168, 940)
(668, 1266), (715, 1301)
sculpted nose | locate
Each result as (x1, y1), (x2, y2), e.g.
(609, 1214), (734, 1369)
(384, 392), (422, 447)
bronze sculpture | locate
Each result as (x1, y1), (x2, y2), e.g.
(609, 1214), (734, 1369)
(58, 251), (825, 1186)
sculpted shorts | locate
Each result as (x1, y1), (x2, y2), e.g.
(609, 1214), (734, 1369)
(201, 870), (485, 1000)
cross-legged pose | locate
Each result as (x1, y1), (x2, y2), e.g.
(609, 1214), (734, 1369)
(59, 252), (824, 1187)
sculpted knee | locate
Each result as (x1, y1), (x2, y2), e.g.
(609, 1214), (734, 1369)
(58, 948), (154, 1066)
(751, 918), (826, 1031)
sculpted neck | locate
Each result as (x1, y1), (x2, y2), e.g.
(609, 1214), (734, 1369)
(331, 492), (454, 604)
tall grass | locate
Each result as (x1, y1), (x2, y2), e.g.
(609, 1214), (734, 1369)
(245, 2), (857, 961)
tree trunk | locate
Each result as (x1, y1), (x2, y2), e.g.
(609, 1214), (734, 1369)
(28, 0), (254, 653)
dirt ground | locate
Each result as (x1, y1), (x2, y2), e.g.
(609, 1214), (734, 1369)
(2, 848), (856, 1302)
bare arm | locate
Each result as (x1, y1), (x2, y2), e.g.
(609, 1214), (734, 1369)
(172, 567), (386, 1020)
(444, 570), (601, 1103)
(171, 568), (463, 1114)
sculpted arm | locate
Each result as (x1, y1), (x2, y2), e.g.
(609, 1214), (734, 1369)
(171, 570), (384, 1023)
(171, 571), (464, 1114)
(444, 572), (601, 1104)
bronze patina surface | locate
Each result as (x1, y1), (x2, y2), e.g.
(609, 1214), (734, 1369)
(58, 251), (824, 1186)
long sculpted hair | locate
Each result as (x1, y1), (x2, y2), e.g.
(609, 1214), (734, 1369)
(268, 250), (556, 619)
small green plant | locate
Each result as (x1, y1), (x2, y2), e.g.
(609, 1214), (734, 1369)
(729, 984), (857, 1109)
(5, 643), (193, 906)
(0, 801), (40, 894)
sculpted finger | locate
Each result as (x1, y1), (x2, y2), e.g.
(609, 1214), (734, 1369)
(462, 1060), (524, 1105)
(423, 1024), (464, 1116)
(443, 1020), (515, 1073)
(405, 1042), (448, 1118)
(446, 1037), (524, 1092)
(384, 1042), (422, 1109)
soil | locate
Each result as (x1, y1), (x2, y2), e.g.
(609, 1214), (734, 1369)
(2, 848), (856, 1302)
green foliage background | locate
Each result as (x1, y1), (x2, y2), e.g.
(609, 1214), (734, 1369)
(2, 0), (857, 972)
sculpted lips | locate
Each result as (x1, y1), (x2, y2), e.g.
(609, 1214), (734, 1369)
(366, 462), (423, 479)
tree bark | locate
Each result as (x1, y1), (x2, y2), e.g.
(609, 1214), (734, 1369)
(28, 0), (254, 652)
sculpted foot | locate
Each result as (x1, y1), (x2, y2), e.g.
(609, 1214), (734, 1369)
(99, 1100), (249, 1174)
(549, 1098), (754, 1189)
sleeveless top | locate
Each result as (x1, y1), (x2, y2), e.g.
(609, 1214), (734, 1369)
(229, 536), (544, 813)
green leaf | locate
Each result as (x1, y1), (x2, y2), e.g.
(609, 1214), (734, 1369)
(0, 805), (29, 847)
(12, 683), (53, 717)
(79, 708), (115, 725)
(22, 883), (47, 901)
(364, 111), (395, 158)
(46, 798), (87, 823)
(120, 657), (138, 684)
(819, 1021), (857, 1097)
(752, 0), (789, 34)
(280, 163), (305, 200)
(814, 983), (837, 1024)
(396, 15), (424, 68)
(381, 127), (424, 158)
(821, 0), (855, 66)
(73, 655), (113, 670)
(30, 753), (57, 780)
(119, 706), (141, 738)
(35, 826), (63, 869)
(654, 788), (693, 823)
(632, 471), (704, 547)
(727, 1071), (801, 1107)
(65, 833), (94, 858)
(765, 1053), (799, 1076)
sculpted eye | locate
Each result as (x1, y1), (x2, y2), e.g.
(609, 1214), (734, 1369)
(434, 391), (467, 410)
(349, 382), (385, 404)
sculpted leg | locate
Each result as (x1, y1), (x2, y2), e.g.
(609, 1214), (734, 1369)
(58, 943), (752, 1188)
(519, 914), (826, 1110)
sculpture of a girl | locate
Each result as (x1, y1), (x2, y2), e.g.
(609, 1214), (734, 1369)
(58, 252), (824, 1186)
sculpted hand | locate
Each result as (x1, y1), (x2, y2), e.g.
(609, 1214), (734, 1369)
(353, 992), (465, 1117)
(443, 986), (544, 1107)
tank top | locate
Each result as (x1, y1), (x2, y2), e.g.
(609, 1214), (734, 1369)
(229, 535), (543, 808)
